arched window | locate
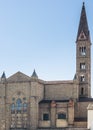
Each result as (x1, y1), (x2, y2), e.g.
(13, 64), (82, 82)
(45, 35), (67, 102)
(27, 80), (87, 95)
(80, 75), (85, 82)
(11, 97), (28, 128)
(79, 47), (86, 56)
(16, 98), (22, 113)
(23, 103), (28, 112)
(11, 103), (15, 114)
(58, 113), (66, 119)
(80, 63), (86, 70)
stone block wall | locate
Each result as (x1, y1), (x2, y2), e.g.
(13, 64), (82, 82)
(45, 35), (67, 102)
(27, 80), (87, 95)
(44, 81), (78, 100)
(74, 102), (90, 118)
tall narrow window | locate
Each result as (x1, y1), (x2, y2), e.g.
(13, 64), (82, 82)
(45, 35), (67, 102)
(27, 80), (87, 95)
(80, 63), (86, 70)
(11, 103), (15, 114)
(80, 75), (85, 82)
(81, 88), (84, 95)
(79, 47), (86, 56)
(23, 103), (28, 112)
(16, 98), (22, 113)
(43, 113), (49, 121)
(58, 113), (66, 119)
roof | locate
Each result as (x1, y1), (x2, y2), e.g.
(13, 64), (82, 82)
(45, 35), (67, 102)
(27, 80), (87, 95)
(39, 97), (93, 104)
(78, 97), (93, 102)
(44, 80), (74, 85)
(39, 99), (69, 104)
(7, 71), (31, 82)
(77, 2), (90, 42)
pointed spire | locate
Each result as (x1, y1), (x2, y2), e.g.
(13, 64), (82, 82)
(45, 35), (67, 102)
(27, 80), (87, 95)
(1, 72), (6, 81)
(31, 69), (38, 78)
(1, 72), (6, 79)
(73, 74), (77, 80)
(76, 2), (90, 42)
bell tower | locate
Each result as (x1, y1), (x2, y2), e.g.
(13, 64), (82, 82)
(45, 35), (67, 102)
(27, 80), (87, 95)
(76, 3), (91, 98)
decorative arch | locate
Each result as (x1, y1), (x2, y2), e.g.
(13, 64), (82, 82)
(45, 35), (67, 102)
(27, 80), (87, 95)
(10, 91), (28, 128)
(11, 91), (25, 102)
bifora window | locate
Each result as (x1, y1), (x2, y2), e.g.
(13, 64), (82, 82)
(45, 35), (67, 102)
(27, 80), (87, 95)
(58, 113), (66, 119)
(80, 63), (86, 70)
(80, 75), (85, 82)
(79, 47), (86, 56)
(43, 113), (49, 121)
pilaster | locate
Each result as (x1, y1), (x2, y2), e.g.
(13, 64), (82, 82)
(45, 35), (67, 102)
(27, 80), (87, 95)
(50, 101), (56, 128)
(68, 99), (74, 126)
(30, 96), (38, 130)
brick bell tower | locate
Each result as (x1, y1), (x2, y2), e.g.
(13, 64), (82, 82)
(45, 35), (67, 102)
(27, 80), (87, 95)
(76, 3), (91, 98)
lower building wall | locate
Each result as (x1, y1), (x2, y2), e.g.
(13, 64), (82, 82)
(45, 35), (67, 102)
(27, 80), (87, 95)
(74, 122), (87, 128)
(38, 121), (87, 129)
(39, 121), (51, 127)
(45, 82), (78, 100)
(37, 128), (88, 130)
(56, 119), (68, 127)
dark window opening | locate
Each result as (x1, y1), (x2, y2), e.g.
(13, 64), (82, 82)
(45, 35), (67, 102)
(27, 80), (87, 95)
(80, 63), (86, 70)
(23, 97), (26, 100)
(81, 88), (84, 95)
(79, 47), (86, 56)
(58, 113), (66, 119)
(43, 113), (49, 121)
(12, 98), (15, 101)
(80, 75), (85, 82)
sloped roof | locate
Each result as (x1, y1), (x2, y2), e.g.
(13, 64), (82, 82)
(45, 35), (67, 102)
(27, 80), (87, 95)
(7, 71), (30, 82)
(77, 2), (90, 42)
(79, 97), (93, 102)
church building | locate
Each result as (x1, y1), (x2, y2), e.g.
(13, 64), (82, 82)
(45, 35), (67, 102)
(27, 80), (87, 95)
(0, 3), (93, 130)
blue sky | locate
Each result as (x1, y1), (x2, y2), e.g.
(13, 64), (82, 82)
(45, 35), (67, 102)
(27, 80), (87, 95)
(0, 0), (93, 88)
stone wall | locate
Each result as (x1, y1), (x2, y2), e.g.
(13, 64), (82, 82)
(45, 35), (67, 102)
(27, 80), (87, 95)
(74, 102), (90, 118)
(39, 100), (74, 128)
(44, 81), (78, 100)
(0, 83), (6, 130)
(74, 122), (87, 128)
